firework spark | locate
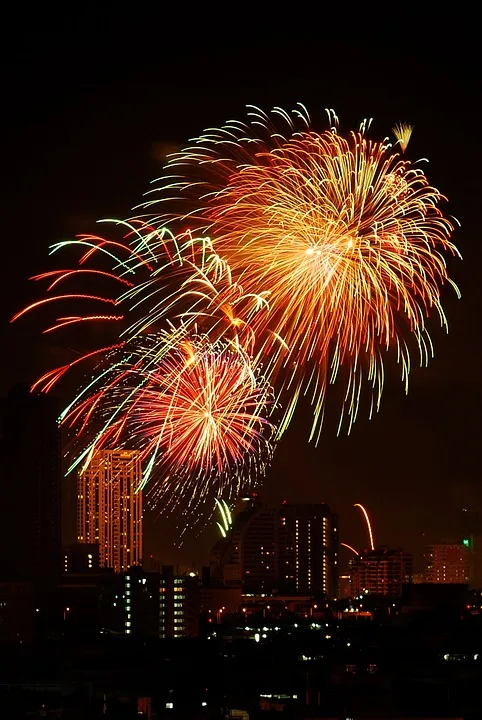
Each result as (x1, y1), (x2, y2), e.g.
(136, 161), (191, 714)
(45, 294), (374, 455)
(143, 105), (460, 440)
(393, 122), (414, 152)
(61, 331), (275, 513)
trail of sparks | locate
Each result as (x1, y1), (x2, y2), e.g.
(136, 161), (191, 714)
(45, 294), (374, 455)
(354, 503), (375, 550)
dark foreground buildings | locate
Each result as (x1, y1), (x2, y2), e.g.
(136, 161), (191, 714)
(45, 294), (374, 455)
(0, 385), (61, 639)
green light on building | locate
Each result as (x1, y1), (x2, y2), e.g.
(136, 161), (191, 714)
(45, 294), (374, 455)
(463, 538), (470, 548)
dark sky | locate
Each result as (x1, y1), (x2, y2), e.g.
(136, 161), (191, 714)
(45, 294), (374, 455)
(1, 8), (480, 571)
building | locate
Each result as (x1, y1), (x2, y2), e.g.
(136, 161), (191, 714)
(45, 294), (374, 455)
(104, 566), (162, 638)
(77, 449), (143, 573)
(279, 503), (338, 596)
(160, 566), (200, 638)
(338, 574), (351, 599)
(423, 544), (469, 584)
(458, 507), (480, 586)
(0, 384), (61, 584)
(85, 565), (201, 639)
(63, 542), (101, 574)
(350, 547), (412, 598)
(209, 497), (338, 599)
(60, 569), (113, 638)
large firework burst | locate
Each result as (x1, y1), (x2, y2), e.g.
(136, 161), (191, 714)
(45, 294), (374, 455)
(142, 106), (460, 438)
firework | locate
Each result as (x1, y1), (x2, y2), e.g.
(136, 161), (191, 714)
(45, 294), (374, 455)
(13, 104), (461, 525)
(393, 122), (414, 152)
(143, 105), (460, 439)
(12, 222), (275, 516)
(354, 503), (375, 550)
(61, 330), (275, 513)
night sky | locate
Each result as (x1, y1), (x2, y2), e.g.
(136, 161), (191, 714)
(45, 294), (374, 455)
(1, 8), (480, 571)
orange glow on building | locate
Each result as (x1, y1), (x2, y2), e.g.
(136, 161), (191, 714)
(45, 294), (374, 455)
(77, 449), (143, 573)
(424, 544), (469, 584)
(350, 548), (412, 597)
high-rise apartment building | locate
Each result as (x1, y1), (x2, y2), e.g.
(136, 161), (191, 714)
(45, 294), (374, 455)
(159, 566), (200, 638)
(350, 547), (413, 597)
(0, 384), (61, 583)
(279, 503), (338, 596)
(423, 544), (469, 584)
(209, 497), (338, 599)
(78, 450), (143, 573)
(98, 565), (200, 639)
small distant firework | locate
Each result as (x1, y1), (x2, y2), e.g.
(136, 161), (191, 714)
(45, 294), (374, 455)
(215, 497), (233, 537)
(392, 122), (414, 152)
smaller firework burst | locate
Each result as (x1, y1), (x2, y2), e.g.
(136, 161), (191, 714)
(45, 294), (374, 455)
(62, 330), (276, 516)
(392, 122), (414, 152)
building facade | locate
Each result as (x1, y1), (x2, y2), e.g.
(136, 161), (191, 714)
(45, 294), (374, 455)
(78, 450), (143, 573)
(279, 503), (338, 596)
(97, 565), (200, 638)
(209, 498), (338, 599)
(423, 544), (469, 584)
(64, 542), (101, 574)
(159, 566), (200, 638)
(350, 547), (413, 597)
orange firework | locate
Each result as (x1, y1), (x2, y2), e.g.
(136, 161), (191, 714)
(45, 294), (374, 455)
(60, 331), (275, 514)
(146, 106), (460, 440)
(134, 335), (274, 509)
(354, 503), (375, 550)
